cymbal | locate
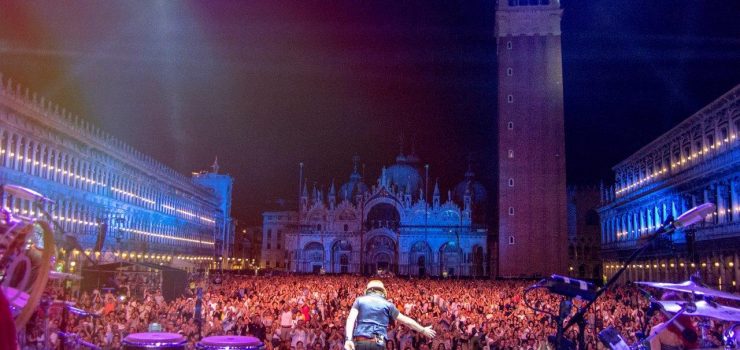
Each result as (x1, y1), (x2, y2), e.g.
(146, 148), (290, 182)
(1, 286), (29, 310)
(49, 271), (82, 281)
(635, 280), (740, 301)
(658, 300), (740, 322)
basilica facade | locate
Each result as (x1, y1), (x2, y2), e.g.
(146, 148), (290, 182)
(262, 154), (488, 277)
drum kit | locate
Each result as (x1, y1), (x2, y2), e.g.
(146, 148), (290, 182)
(532, 203), (740, 350)
(121, 333), (264, 350)
(598, 279), (740, 350)
(1, 184), (270, 350)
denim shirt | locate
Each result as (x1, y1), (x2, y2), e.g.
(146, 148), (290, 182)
(351, 293), (400, 339)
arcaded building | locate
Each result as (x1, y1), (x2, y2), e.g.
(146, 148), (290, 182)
(567, 185), (602, 281)
(0, 75), (233, 269)
(262, 154), (488, 277)
(599, 84), (740, 290)
(496, 0), (568, 277)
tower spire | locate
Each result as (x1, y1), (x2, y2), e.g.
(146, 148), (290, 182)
(300, 177), (308, 212)
(433, 179), (440, 208)
(329, 179), (337, 209)
(352, 155), (360, 174)
(211, 156), (220, 174)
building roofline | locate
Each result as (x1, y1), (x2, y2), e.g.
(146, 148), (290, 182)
(612, 84), (740, 171)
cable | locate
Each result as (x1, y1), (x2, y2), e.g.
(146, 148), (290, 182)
(524, 280), (557, 318)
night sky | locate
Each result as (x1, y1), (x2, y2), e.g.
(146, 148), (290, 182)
(1, 1), (739, 225)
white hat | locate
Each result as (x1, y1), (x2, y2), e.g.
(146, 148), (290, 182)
(366, 280), (386, 295)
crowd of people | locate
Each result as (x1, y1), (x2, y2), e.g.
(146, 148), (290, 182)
(17, 274), (733, 350)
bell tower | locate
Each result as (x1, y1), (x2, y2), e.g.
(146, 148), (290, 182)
(496, 0), (567, 277)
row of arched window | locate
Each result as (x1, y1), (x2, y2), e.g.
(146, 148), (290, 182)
(616, 111), (740, 196)
(0, 127), (216, 227)
(603, 182), (739, 244)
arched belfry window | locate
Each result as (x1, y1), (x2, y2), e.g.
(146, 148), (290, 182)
(366, 203), (400, 230)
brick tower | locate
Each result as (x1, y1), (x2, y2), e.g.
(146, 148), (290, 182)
(496, 0), (567, 277)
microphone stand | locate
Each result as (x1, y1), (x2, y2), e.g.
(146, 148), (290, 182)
(555, 298), (574, 350)
(59, 282), (70, 350)
(32, 202), (96, 350)
(195, 287), (203, 341)
(636, 289), (658, 342)
(56, 332), (101, 350)
(561, 217), (676, 350)
(41, 293), (51, 350)
(35, 203), (97, 267)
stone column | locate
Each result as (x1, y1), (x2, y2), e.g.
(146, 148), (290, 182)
(0, 128), (5, 167)
(601, 219), (607, 244)
(11, 134), (19, 170)
(717, 183), (727, 224)
(41, 144), (48, 179)
(632, 213), (639, 240)
(734, 253), (739, 292)
(704, 187), (712, 223)
(731, 179), (740, 222)
(57, 152), (65, 184)
(30, 142), (38, 176)
(20, 138), (28, 174)
(720, 255), (727, 290)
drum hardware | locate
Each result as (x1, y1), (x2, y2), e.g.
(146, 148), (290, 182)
(723, 323), (738, 349)
(1, 184), (105, 349)
(122, 332), (188, 350)
(635, 281), (740, 302)
(629, 288), (740, 349)
(196, 335), (265, 350)
(598, 300), (732, 350)
(48, 270), (82, 281)
(1, 285), (29, 316)
(0, 203), (55, 330)
(637, 302), (697, 350)
(652, 301), (740, 323)
(696, 318), (716, 348)
(64, 304), (100, 318)
(526, 203), (716, 350)
(40, 293), (51, 350)
(598, 326), (633, 350)
(57, 331), (102, 350)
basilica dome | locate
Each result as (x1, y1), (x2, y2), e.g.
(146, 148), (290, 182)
(386, 161), (423, 195)
(454, 169), (488, 205)
(340, 177), (369, 201)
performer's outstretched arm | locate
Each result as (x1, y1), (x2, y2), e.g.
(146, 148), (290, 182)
(344, 307), (359, 350)
(396, 313), (436, 338)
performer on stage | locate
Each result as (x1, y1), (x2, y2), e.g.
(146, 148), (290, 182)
(344, 280), (435, 350)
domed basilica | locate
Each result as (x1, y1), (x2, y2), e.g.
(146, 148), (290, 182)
(262, 150), (489, 277)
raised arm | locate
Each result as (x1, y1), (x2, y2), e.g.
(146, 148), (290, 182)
(344, 307), (359, 350)
(396, 313), (436, 339)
